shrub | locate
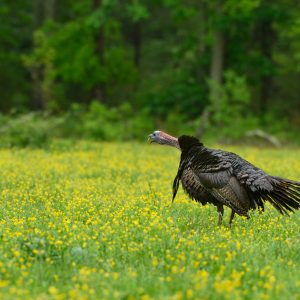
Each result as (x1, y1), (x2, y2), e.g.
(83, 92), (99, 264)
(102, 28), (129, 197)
(0, 113), (61, 148)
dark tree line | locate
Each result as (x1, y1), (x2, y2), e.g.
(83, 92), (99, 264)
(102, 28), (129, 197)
(0, 0), (300, 130)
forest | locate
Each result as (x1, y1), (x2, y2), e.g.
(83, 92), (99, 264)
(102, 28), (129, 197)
(1, 2), (300, 299)
(1, 0), (300, 145)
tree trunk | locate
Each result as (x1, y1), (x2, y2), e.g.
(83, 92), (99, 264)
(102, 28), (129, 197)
(132, 22), (142, 67)
(31, 0), (57, 111)
(197, 0), (208, 79)
(92, 0), (105, 102)
(195, 1), (222, 138)
(33, 0), (43, 28)
(31, 0), (44, 110)
(31, 68), (44, 110)
(195, 110), (211, 139)
(44, 0), (56, 20)
(209, 30), (225, 103)
(258, 19), (275, 114)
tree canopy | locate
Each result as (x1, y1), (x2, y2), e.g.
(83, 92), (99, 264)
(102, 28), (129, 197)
(0, 0), (300, 134)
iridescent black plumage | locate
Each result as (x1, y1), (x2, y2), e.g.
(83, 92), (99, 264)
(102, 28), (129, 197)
(173, 135), (300, 224)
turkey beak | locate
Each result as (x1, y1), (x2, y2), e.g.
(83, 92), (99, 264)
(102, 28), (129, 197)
(148, 133), (157, 144)
(148, 134), (154, 143)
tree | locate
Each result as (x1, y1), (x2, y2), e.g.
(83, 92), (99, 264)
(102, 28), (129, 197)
(29, 0), (57, 110)
(91, 0), (105, 102)
(0, 0), (299, 137)
(0, 1), (33, 111)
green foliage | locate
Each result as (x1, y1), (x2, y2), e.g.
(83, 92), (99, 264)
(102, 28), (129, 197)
(76, 101), (155, 141)
(0, 102), (298, 149)
(210, 70), (250, 127)
(207, 116), (261, 141)
(20, 1), (138, 110)
(49, 21), (99, 87)
(127, 2), (150, 22)
(0, 113), (61, 148)
(223, 0), (261, 19)
(0, 0), (32, 111)
(0, 104), (152, 148)
(137, 70), (207, 118)
(23, 29), (56, 110)
(82, 102), (121, 140)
(0, 0), (300, 140)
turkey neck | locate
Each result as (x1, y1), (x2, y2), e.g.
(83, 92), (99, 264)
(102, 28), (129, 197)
(178, 135), (203, 153)
(159, 132), (180, 149)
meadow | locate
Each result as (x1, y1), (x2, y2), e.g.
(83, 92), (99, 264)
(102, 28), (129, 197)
(0, 141), (299, 300)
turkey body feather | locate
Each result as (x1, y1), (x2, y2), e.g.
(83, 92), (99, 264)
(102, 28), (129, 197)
(172, 135), (300, 224)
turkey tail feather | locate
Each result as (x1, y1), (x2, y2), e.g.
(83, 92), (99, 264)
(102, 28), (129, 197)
(262, 177), (300, 215)
(172, 174), (180, 203)
(172, 161), (187, 203)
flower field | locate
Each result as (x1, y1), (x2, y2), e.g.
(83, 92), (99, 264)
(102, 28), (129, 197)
(0, 142), (299, 300)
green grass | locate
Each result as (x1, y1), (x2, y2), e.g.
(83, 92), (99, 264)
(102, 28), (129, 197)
(0, 141), (299, 299)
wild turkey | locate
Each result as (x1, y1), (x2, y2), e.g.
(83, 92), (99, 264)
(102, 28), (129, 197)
(148, 130), (300, 225)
